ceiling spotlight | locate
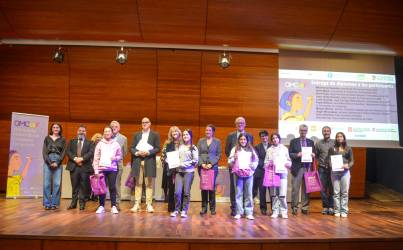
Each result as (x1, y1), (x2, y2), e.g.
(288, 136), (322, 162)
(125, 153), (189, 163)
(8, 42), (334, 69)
(116, 47), (128, 64)
(53, 47), (64, 63)
(218, 51), (231, 69)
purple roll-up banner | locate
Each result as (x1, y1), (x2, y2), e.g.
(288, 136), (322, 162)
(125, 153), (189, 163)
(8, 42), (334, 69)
(7, 112), (49, 198)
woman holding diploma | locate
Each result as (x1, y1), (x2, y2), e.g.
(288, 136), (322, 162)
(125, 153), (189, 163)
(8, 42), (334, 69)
(170, 129), (199, 218)
(264, 133), (292, 219)
(161, 126), (182, 212)
(228, 133), (258, 220)
(93, 126), (122, 214)
(328, 132), (354, 218)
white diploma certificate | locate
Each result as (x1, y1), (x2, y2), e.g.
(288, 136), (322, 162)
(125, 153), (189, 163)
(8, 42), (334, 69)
(238, 151), (252, 170)
(331, 154), (344, 172)
(136, 140), (154, 151)
(99, 149), (112, 167)
(166, 151), (180, 169)
(273, 156), (287, 174)
(301, 146), (313, 163)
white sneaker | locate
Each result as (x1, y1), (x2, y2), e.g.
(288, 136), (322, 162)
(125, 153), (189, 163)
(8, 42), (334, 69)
(246, 215), (255, 220)
(96, 206), (105, 214)
(111, 206), (119, 214)
(334, 213), (341, 217)
(271, 213), (279, 218)
(170, 211), (178, 217)
(130, 204), (140, 213)
(341, 213), (348, 218)
(233, 214), (241, 219)
(146, 204), (154, 213)
(180, 211), (187, 218)
(281, 213), (288, 219)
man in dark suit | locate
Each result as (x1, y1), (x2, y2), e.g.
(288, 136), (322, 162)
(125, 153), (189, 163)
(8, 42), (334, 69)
(130, 117), (160, 213)
(289, 124), (315, 215)
(66, 125), (94, 210)
(225, 117), (254, 216)
(254, 130), (271, 215)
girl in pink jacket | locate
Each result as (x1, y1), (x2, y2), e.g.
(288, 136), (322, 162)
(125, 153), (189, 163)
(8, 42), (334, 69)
(93, 126), (122, 214)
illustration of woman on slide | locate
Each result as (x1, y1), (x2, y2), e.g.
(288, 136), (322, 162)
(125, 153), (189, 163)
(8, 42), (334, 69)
(280, 91), (313, 121)
(7, 150), (32, 197)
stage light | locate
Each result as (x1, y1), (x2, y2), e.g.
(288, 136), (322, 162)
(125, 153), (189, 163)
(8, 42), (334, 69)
(116, 47), (128, 64)
(218, 51), (231, 69)
(53, 47), (64, 63)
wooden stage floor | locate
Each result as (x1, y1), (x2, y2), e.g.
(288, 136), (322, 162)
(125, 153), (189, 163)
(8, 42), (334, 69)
(0, 198), (402, 249)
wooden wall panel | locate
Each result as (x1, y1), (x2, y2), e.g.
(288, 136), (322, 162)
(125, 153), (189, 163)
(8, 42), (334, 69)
(0, 239), (41, 250)
(43, 240), (115, 250)
(69, 47), (157, 123)
(139, 0), (207, 44)
(0, 0), (141, 41)
(0, 45), (70, 121)
(200, 52), (279, 128)
(156, 49), (201, 126)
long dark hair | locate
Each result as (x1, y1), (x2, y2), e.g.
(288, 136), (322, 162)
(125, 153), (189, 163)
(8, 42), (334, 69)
(334, 132), (347, 149)
(235, 133), (256, 161)
(49, 123), (63, 137)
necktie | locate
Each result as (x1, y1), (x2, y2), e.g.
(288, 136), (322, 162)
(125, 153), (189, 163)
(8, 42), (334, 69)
(77, 139), (83, 157)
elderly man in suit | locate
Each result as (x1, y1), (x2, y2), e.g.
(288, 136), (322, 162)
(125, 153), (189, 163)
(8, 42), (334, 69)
(130, 117), (160, 213)
(225, 117), (254, 216)
(110, 120), (128, 211)
(66, 125), (94, 210)
(289, 124), (315, 215)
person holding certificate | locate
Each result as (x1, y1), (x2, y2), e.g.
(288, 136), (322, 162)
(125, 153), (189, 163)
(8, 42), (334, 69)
(228, 134), (258, 220)
(197, 124), (222, 215)
(130, 117), (160, 213)
(289, 124), (315, 215)
(160, 126), (182, 212)
(328, 132), (354, 218)
(170, 129), (199, 218)
(92, 126), (122, 214)
(264, 133), (291, 219)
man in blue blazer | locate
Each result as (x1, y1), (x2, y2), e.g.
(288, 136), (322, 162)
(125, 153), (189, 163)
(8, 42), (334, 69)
(289, 124), (315, 215)
(225, 117), (254, 216)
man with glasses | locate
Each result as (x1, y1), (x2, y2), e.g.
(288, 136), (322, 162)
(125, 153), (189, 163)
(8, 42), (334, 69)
(289, 124), (315, 215)
(130, 117), (160, 213)
(225, 117), (254, 216)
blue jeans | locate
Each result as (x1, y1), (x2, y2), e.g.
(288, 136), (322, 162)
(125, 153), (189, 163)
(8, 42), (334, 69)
(331, 170), (350, 214)
(318, 167), (334, 209)
(43, 163), (62, 207)
(234, 175), (253, 216)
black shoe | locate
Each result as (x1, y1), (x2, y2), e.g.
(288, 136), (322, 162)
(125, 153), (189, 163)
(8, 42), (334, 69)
(302, 209), (309, 215)
(230, 210), (236, 216)
(261, 209), (267, 215)
(292, 208), (298, 215)
(211, 210), (216, 215)
(79, 203), (85, 210)
(67, 204), (77, 210)
(200, 208), (207, 215)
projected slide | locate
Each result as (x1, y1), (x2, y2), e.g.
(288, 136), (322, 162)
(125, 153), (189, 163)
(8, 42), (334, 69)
(279, 69), (399, 146)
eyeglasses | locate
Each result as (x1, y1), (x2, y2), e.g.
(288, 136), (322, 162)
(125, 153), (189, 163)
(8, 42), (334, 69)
(142, 121), (150, 124)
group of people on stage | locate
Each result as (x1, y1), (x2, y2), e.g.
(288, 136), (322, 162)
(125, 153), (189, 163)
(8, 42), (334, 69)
(42, 117), (354, 219)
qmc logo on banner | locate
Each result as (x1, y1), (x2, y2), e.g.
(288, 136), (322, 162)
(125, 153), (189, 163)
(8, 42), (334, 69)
(7, 112), (49, 198)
